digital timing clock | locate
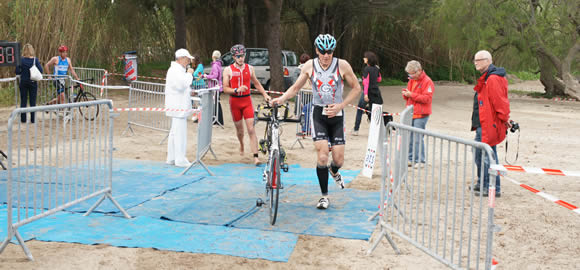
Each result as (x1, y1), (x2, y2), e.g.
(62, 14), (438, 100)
(0, 41), (21, 67)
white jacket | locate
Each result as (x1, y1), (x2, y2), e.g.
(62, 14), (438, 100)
(165, 61), (194, 118)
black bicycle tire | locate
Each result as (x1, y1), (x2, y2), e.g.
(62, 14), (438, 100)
(77, 92), (99, 121)
(268, 149), (280, 225)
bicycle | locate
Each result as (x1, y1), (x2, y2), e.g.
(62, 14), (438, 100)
(254, 103), (300, 225)
(256, 102), (292, 172)
(47, 78), (99, 121)
(71, 78), (99, 121)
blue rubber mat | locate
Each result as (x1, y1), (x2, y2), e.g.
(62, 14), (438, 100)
(0, 209), (298, 262)
(1, 160), (375, 261)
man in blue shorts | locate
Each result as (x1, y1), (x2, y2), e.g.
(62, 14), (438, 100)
(45, 45), (81, 104)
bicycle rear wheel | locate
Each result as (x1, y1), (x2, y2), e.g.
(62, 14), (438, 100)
(268, 149), (281, 225)
(77, 92), (99, 121)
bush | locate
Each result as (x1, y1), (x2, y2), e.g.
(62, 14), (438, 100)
(0, 86), (15, 107)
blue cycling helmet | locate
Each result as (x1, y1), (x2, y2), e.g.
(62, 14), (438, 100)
(314, 34), (336, 52)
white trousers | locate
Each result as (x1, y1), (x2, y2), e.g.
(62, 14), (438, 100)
(167, 117), (189, 165)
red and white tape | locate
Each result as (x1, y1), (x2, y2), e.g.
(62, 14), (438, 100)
(113, 107), (202, 113)
(552, 97), (577, 102)
(503, 175), (579, 215)
(491, 164), (580, 177)
(347, 104), (399, 117)
(108, 72), (166, 81)
(250, 89), (285, 95)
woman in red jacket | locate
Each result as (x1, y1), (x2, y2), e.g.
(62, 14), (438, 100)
(402, 60), (434, 167)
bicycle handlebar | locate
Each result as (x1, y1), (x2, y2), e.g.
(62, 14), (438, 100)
(256, 103), (301, 123)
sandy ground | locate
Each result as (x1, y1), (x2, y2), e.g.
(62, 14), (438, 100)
(1, 79), (579, 269)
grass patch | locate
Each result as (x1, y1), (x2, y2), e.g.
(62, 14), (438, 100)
(380, 78), (407, 86)
(510, 89), (555, 99)
(511, 71), (540, 81)
(0, 87), (15, 107)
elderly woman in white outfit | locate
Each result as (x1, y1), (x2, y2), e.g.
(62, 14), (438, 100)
(165, 49), (195, 167)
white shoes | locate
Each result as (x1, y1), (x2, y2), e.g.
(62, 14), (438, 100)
(175, 161), (192, 168)
(316, 197), (330, 209)
(331, 171), (345, 189)
(351, 129), (359, 136)
(166, 160), (175, 165)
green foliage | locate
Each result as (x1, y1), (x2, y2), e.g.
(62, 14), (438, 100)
(379, 78), (406, 86)
(138, 61), (171, 77)
(0, 87), (15, 107)
(511, 71), (540, 81)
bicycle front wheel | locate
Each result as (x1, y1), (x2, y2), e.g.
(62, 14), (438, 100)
(77, 92), (99, 121)
(268, 149), (281, 225)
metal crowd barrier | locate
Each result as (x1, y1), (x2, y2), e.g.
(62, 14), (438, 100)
(13, 75), (71, 108)
(181, 79), (220, 176)
(123, 80), (170, 140)
(73, 67), (108, 98)
(291, 89), (313, 149)
(367, 106), (498, 270)
(0, 100), (130, 261)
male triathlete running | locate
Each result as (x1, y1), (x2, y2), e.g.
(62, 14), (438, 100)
(222, 44), (271, 165)
(45, 45), (81, 104)
(271, 34), (361, 209)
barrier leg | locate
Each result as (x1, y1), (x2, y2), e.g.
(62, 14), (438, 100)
(367, 224), (400, 255)
(180, 160), (214, 176)
(208, 145), (217, 160)
(158, 132), (169, 145)
(122, 124), (135, 136)
(14, 230), (33, 260)
(1, 229), (34, 261)
(84, 192), (131, 219)
(291, 137), (305, 149)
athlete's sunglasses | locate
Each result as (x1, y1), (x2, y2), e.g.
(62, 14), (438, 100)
(319, 49), (334, 55)
(234, 54), (245, 59)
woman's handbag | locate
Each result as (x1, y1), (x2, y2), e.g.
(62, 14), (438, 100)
(29, 58), (43, 81)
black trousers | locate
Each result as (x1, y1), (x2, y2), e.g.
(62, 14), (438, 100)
(19, 82), (38, 123)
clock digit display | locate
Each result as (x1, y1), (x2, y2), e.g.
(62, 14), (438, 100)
(0, 42), (21, 67)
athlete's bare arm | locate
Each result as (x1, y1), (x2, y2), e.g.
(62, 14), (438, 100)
(249, 65), (270, 101)
(222, 66), (235, 94)
(271, 59), (313, 105)
(44, 57), (58, 74)
(67, 57), (80, 80)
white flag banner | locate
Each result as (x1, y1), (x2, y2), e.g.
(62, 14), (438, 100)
(362, 104), (383, 178)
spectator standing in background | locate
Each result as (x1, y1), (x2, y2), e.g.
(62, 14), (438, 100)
(203, 50), (224, 126)
(402, 60), (434, 168)
(15, 43), (44, 123)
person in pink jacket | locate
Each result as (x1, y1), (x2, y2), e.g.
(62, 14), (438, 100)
(203, 50), (224, 125)
(402, 60), (434, 167)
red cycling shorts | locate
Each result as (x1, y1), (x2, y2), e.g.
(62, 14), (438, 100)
(229, 95), (254, 122)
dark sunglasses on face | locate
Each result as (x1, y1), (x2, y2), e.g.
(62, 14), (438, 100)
(234, 54), (245, 59)
(319, 49), (334, 55)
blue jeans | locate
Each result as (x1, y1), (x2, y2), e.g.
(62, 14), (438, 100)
(474, 127), (501, 192)
(408, 116), (429, 163)
(353, 93), (367, 131)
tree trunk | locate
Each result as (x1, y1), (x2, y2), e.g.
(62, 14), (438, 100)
(536, 41), (580, 99)
(173, 0), (186, 51)
(247, 0), (258, 47)
(233, 0), (246, 44)
(264, 0), (284, 91)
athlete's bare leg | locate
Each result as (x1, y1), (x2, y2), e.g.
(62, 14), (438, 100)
(245, 117), (260, 165)
(314, 140), (330, 166)
(234, 119), (245, 155)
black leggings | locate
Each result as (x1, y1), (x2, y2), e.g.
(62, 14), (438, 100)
(19, 82), (38, 123)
